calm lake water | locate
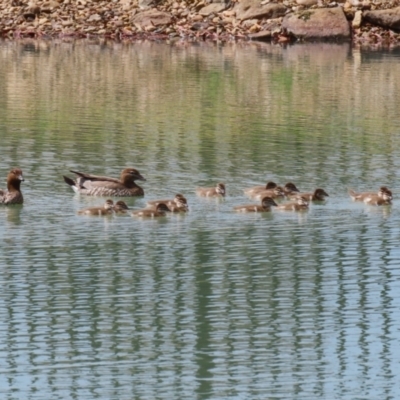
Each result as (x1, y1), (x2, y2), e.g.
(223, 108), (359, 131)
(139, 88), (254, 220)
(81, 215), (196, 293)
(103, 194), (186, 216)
(1, 39), (400, 399)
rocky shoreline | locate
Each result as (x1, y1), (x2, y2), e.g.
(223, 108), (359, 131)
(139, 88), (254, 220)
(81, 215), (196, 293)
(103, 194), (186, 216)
(1, 0), (400, 47)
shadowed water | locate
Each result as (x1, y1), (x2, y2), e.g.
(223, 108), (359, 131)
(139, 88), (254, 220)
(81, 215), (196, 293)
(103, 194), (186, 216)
(1, 39), (400, 399)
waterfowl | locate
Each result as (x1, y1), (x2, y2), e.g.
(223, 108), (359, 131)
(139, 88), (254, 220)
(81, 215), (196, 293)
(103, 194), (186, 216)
(250, 186), (285, 201)
(234, 196), (278, 213)
(196, 183), (226, 197)
(276, 196), (309, 211)
(63, 168), (146, 197)
(288, 188), (329, 202)
(77, 199), (114, 216)
(282, 182), (300, 196)
(114, 200), (130, 214)
(348, 186), (392, 205)
(0, 168), (24, 205)
(146, 193), (186, 208)
(243, 181), (277, 197)
(132, 202), (171, 218)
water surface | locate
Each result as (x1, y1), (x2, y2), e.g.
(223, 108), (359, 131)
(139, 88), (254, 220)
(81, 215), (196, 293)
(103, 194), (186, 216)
(1, 39), (400, 399)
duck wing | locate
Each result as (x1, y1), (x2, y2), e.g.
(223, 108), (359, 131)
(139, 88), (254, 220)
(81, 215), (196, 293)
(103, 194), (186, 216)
(70, 170), (121, 184)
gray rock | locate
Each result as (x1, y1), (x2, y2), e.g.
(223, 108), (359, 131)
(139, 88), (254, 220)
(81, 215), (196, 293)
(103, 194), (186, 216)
(235, 0), (287, 21)
(199, 3), (228, 16)
(282, 7), (351, 40)
(363, 6), (400, 32)
(131, 10), (172, 28)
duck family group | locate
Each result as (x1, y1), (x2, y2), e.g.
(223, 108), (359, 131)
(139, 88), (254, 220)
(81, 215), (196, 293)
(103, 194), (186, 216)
(0, 167), (394, 216)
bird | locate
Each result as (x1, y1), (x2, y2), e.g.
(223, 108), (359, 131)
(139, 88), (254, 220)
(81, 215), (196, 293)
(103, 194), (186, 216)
(282, 182), (300, 196)
(77, 199), (114, 216)
(132, 202), (171, 218)
(196, 183), (226, 197)
(114, 200), (130, 214)
(243, 181), (277, 197)
(348, 186), (392, 205)
(0, 168), (24, 205)
(249, 186), (286, 201)
(233, 196), (278, 212)
(146, 193), (187, 209)
(276, 196), (309, 211)
(63, 168), (146, 196)
(288, 188), (329, 202)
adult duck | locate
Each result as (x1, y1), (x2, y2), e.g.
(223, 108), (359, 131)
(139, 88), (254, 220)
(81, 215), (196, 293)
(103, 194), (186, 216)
(63, 168), (146, 197)
(0, 168), (24, 205)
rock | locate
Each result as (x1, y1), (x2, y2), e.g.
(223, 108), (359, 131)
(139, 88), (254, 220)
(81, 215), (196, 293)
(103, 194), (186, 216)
(131, 10), (172, 28)
(363, 7), (400, 32)
(87, 14), (102, 22)
(282, 7), (351, 40)
(198, 3), (228, 17)
(296, 0), (318, 6)
(352, 10), (362, 28)
(235, 0), (287, 21)
(248, 29), (272, 40)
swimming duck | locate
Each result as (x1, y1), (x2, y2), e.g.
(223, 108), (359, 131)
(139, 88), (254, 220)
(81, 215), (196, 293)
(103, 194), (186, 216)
(147, 193), (186, 207)
(132, 202), (171, 218)
(348, 186), (392, 205)
(77, 199), (114, 216)
(288, 188), (329, 202)
(233, 196), (278, 213)
(276, 196), (309, 211)
(196, 183), (226, 197)
(114, 200), (130, 214)
(243, 181), (277, 197)
(0, 168), (24, 205)
(282, 182), (300, 196)
(249, 186), (285, 201)
(63, 168), (146, 197)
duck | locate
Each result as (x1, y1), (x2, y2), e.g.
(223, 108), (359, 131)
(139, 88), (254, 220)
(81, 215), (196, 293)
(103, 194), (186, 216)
(348, 186), (392, 205)
(132, 202), (171, 218)
(114, 200), (130, 214)
(243, 181), (277, 197)
(276, 196), (309, 211)
(196, 183), (226, 197)
(63, 168), (146, 197)
(282, 182), (300, 196)
(288, 188), (329, 202)
(146, 193), (186, 208)
(77, 199), (114, 216)
(0, 168), (24, 205)
(249, 186), (286, 201)
(233, 196), (278, 213)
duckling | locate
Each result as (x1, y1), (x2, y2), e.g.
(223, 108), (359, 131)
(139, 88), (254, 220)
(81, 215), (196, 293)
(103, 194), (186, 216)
(114, 200), (130, 214)
(63, 168), (146, 197)
(146, 193), (186, 208)
(0, 168), (24, 205)
(282, 182), (300, 196)
(77, 199), (114, 216)
(233, 196), (278, 213)
(249, 186), (285, 201)
(288, 188), (329, 202)
(132, 202), (171, 218)
(276, 196), (309, 211)
(348, 186), (392, 205)
(243, 181), (277, 197)
(196, 183), (226, 197)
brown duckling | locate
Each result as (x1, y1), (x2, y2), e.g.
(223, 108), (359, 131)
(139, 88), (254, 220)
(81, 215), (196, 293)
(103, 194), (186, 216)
(114, 200), (130, 214)
(288, 188), (329, 202)
(132, 202), (171, 218)
(348, 186), (392, 205)
(234, 196), (278, 213)
(276, 196), (309, 211)
(0, 168), (24, 205)
(146, 193), (186, 208)
(243, 181), (277, 197)
(77, 199), (114, 216)
(250, 186), (285, 201)
(63, 168), (146, 197)
(282, 182), (300, 196)
(196, 183), (226, 197)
